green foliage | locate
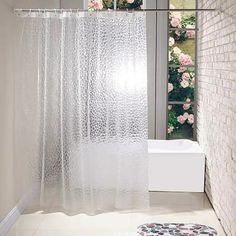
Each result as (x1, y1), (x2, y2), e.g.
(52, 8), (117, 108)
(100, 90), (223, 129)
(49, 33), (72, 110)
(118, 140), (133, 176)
(102, 0), (113, 8)
(169, 14), (195, 42)
(168, 105), (194, 139)
(168, 67), (194, 101)
(103, 0), (143, 9)
(181, 14), (196, 28)
(168, 110), (177, 127)
(168, 4), (195, 139)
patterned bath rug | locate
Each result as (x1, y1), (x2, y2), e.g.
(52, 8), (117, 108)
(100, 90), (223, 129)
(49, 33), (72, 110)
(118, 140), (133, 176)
(137, 223), (217, 236)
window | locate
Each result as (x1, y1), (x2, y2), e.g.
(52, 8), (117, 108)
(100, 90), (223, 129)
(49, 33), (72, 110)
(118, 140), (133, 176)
(168, 0), (196, 140)
(86, 0), (197, 140)
(87, 0), (143, 10)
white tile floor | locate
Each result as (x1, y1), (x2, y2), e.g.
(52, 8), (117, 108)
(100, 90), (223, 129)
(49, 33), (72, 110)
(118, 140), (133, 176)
(7, 192), (226, 236)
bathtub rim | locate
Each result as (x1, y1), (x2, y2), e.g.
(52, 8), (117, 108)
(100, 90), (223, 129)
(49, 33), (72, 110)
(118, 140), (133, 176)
(148, 139), (205, 154)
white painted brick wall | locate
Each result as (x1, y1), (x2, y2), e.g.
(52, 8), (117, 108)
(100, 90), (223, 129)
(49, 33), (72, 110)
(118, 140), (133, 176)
(197, 0), (236, 235)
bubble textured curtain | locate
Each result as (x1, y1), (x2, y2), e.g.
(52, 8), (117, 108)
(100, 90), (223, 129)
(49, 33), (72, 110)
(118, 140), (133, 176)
(18, 11), (148, 213)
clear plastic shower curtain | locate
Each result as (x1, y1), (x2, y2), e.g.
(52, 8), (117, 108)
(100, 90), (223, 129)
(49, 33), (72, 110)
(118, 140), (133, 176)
(17, 11), (148, 213)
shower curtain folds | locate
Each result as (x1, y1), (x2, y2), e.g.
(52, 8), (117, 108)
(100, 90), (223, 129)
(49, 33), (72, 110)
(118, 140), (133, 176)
(17, 11), (149, 214)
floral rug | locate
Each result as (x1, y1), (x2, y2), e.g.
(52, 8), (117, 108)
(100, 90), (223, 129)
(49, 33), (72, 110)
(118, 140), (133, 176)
(137, 223), (217, 236)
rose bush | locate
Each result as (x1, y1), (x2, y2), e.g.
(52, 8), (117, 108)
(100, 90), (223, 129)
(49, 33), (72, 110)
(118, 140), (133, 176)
(168, 104), (194, 137)
(168, 4), (195, 138)
(169, 4), (195, 42)
(168, 43), (195, 101)
(88, 0), (143, 10)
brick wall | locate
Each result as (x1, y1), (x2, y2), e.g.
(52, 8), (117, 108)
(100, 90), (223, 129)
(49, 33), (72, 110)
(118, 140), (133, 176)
(197, 0), (236, 235)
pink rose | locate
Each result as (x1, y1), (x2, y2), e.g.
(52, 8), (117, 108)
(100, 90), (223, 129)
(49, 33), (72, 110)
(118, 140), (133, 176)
(175, 30), (181, 36)
(183, 98), (191, 110)
(182, 72), (190, 81)
(186, 98), (191, 103)
(183, 103), (190, 110)
(183, 112), (189, 119)
(177, 115), (186, 124)
(168, 126), (174, 134)
(88, 0), (103, 10)
(186, 25), (195, 38)
(178, 67), (186, 73)
(188, 114), (194, 124)
(186, 30), (195, 38)
(180, 80), (189, 88)
(127, 0), (134, 3)
(179, 53), (193, 66)
(171, 17), (180, 28)
(168, 83), (174, 93)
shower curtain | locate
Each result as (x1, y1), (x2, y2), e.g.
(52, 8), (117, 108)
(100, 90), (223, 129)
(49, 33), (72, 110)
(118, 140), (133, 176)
(17, 11), (148, 213)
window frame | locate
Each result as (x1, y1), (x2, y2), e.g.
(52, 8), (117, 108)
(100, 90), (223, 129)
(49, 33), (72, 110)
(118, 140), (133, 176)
(167, 0), (198, 140)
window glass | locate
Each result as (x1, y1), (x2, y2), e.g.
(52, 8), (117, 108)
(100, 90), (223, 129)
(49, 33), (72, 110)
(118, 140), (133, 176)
(168, 67), (195, 101)
(168, 1), (196, 140)
(170, 0), (195, 9)
(88, 0), (143, 10)
(169, 31), (195, 64)
(169, 11), (196, 29)
(168, 104), (194, 140)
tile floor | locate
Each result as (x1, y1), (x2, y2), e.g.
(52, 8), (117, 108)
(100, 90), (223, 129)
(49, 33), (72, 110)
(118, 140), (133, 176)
(7, 192), (226, 236)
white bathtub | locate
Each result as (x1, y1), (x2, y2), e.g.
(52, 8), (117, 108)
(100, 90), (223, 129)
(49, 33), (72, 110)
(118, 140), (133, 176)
(148, 139), (205, 192)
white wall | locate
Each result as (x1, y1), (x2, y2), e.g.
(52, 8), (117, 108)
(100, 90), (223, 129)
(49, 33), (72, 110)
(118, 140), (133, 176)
(0, 0), (15, 221)
(0, 0), (84, 222)
(197, 0), (236, 235)
(0, 0), (60, 222)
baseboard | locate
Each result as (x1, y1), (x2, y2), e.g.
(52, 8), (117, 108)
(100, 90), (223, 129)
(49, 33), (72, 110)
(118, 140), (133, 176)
(0, 187), (38, 236)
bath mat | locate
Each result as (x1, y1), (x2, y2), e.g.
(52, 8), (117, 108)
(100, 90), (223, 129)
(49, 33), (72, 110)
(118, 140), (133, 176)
(137, 223), (217, 235)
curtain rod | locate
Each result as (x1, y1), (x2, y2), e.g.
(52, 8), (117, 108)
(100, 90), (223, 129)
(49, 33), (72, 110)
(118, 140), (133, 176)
(14, 8), (217, 13)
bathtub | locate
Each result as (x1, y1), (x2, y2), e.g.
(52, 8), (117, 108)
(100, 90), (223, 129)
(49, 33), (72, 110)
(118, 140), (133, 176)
(148, 139), (205, 192)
